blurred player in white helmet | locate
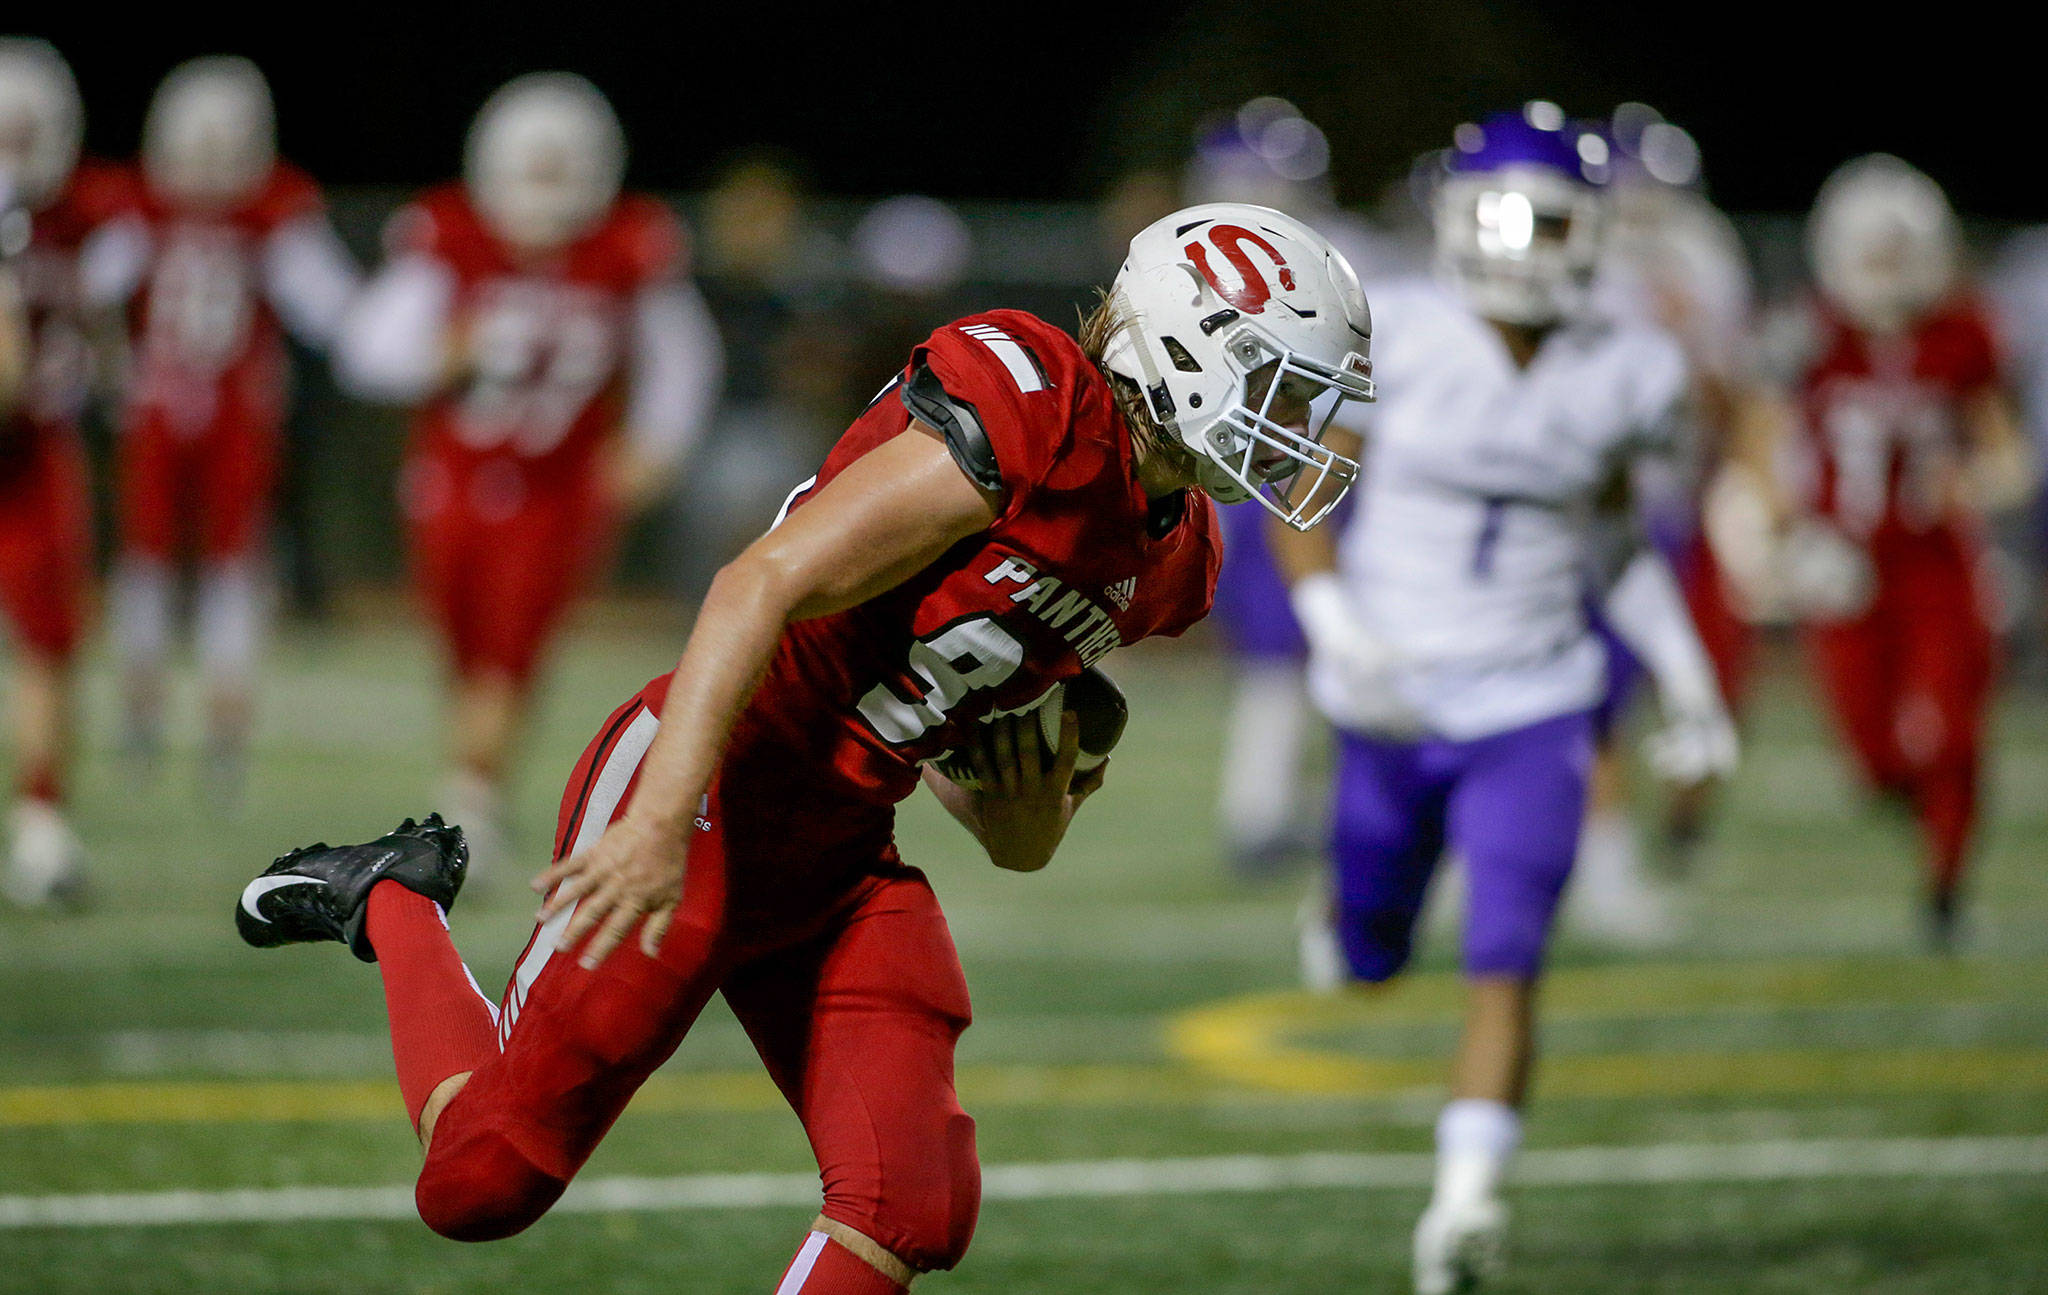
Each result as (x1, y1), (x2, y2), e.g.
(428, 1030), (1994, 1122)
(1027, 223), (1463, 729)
(82, 55), (361, 808)
(335, 72), (722, 875)
(1269, 104), (1736, 1294)
(1, 39), (128, 906)
(1746, 155), (2030, 950)
(238, 203), (1370, 1292)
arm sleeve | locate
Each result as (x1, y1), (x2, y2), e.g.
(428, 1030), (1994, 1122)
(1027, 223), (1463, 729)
(332, 253), (455, 404)
(622, 278), (724, 472)
(263, 214), (362, 348)
(1589, 499), (1723, 720)
(77, 215), (153, 310)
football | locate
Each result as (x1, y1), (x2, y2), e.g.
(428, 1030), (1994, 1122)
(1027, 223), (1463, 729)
(929, 666), (1128, 791)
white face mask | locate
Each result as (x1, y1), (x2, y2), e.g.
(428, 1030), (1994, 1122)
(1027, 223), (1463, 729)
(0, 40), (82, 211)
(1808, 157), (1957, 335)
(143, 57), (275, 209)
(1435, 168), (1605, 327)
(465, 74), (624, 255)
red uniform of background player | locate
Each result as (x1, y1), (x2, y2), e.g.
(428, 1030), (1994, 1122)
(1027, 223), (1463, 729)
(337, 72), (720, 874)
(239, 205), (1374, 1292)
(1772, 155), (2031, 947)
(0, 39), (124, 905)
(84, 56), (358, 803)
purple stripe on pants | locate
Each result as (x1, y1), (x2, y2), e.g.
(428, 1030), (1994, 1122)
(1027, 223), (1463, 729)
(1328, 710), (1595, 982)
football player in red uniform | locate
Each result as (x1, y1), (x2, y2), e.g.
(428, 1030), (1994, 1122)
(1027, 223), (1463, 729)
(1763, 156), (2031, 948)
(84, 56), (359, 804)
(239, 203), (1373, 1291)
(0, 40), (123, 905)
(336, 73), (721, 875)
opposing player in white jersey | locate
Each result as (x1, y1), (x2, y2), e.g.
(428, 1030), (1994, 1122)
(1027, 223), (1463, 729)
(1270, 103), (1737, 1294)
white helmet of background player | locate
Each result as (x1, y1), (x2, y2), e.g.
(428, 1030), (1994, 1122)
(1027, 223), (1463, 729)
(465, 72), (624, 255)
(1807, 154), (1957, 335)
(144, 56), (275, 209)
(1101, 202), (1375, 530)
(0, 38), (83, 213)
(1434, 101), (1609, 326)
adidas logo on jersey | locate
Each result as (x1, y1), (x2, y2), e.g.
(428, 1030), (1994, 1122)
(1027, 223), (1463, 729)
(1104, 577), (1136, 610)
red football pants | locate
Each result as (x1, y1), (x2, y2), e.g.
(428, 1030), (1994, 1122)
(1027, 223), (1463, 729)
(0, 430), (90, 659)
(413, 694), (981, 1272)
(117, 406), (278, 562)
(1804, 525), (1994, 891)
(404, 453), (614, 686)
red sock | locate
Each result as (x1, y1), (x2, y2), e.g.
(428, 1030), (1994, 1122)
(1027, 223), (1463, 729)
(366, 883), (501, 1129)
(17, 761), (61, 806)
(1917, 759), (1978, 894)
(772, 1233), (909, 1295)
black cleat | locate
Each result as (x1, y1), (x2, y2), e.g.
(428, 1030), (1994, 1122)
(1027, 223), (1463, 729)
(1922, 884), (1963, 957)
(235, 814), (468, 963)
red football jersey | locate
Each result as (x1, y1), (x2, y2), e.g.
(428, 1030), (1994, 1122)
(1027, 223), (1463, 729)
(678, 309), (1220, 813)
(115, 163), (326, 435)
(2, 160), (127, 462)
(1795, 295), (2002, 536)
(393, 185), (681, 481)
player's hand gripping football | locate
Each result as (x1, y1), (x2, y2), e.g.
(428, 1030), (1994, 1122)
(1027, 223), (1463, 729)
(968, 709), (1103, 873)
(532, 811), (688, 969)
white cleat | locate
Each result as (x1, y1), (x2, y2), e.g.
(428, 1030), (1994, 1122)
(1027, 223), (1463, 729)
(5, 799), (88, 909)
(1413, 1194), (1508, 1295)
(1296, 886), (1347, 994)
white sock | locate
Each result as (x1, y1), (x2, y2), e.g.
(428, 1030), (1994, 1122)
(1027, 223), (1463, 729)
(1218, 663), (1314, 848)
(111, 556), (175, 674)
(1432, 1098), (1521, 1208)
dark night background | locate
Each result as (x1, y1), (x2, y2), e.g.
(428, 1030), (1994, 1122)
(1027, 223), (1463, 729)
(16, 0), (2033, 215)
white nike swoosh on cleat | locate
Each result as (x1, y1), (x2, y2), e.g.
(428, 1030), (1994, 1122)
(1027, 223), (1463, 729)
(240, 875), (326, 922)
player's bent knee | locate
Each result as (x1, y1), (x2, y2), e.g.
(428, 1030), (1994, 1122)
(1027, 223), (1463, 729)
(1337, 903), (1417, 983)
(842, 1109), (981, 1273)
(414, 1128), (567, 1242)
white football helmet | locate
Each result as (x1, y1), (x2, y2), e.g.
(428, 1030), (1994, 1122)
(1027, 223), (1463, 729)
(0, 38), (82, 213)
(1808, 154), (1957, 335)
(144, 56), (276, 209)
(465, 73), (624, 254)
(1101, 202), (1374, 530)
(1434, 103), (1609, 327)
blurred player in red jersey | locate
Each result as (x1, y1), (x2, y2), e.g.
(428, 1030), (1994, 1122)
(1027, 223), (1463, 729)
(336, 73), (721, 875)
(239, 204), (1374, 1292)
(83, 56), (360, 805)
(1760, 156), (2032, 950)
(0, 40), (125, 906)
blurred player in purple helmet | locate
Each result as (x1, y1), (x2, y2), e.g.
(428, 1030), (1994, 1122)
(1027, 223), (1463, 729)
(1271, 102), (1736, 1293)
(1186, 98), (1392, 874)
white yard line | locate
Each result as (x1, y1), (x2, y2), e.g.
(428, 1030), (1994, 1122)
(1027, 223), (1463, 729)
(2, 1135), (2044, 1231)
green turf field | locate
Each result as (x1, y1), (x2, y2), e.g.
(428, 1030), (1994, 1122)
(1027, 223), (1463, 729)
(2, 613), (2046, 1293)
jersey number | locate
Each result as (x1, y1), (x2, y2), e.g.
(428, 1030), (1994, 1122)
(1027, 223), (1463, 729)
(857, 615), (1024, 745)
(1470, 497), (1509, 579)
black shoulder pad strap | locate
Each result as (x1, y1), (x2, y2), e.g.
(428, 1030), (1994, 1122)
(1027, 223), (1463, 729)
(902, 354), (1004, 496)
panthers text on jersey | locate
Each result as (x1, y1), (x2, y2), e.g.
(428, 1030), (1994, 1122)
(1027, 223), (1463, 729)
(629, 309), (1218, 888)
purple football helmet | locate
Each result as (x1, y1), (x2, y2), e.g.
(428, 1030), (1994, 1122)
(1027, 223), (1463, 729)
(1434, 101), (1609, 326)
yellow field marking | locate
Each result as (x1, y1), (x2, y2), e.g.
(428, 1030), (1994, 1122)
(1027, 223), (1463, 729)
(1167, 955), (2048, 1100)
(4, 957), (2043, 1128)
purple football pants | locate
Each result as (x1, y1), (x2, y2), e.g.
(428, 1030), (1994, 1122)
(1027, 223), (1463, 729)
(1328, 710), (1595, 982)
